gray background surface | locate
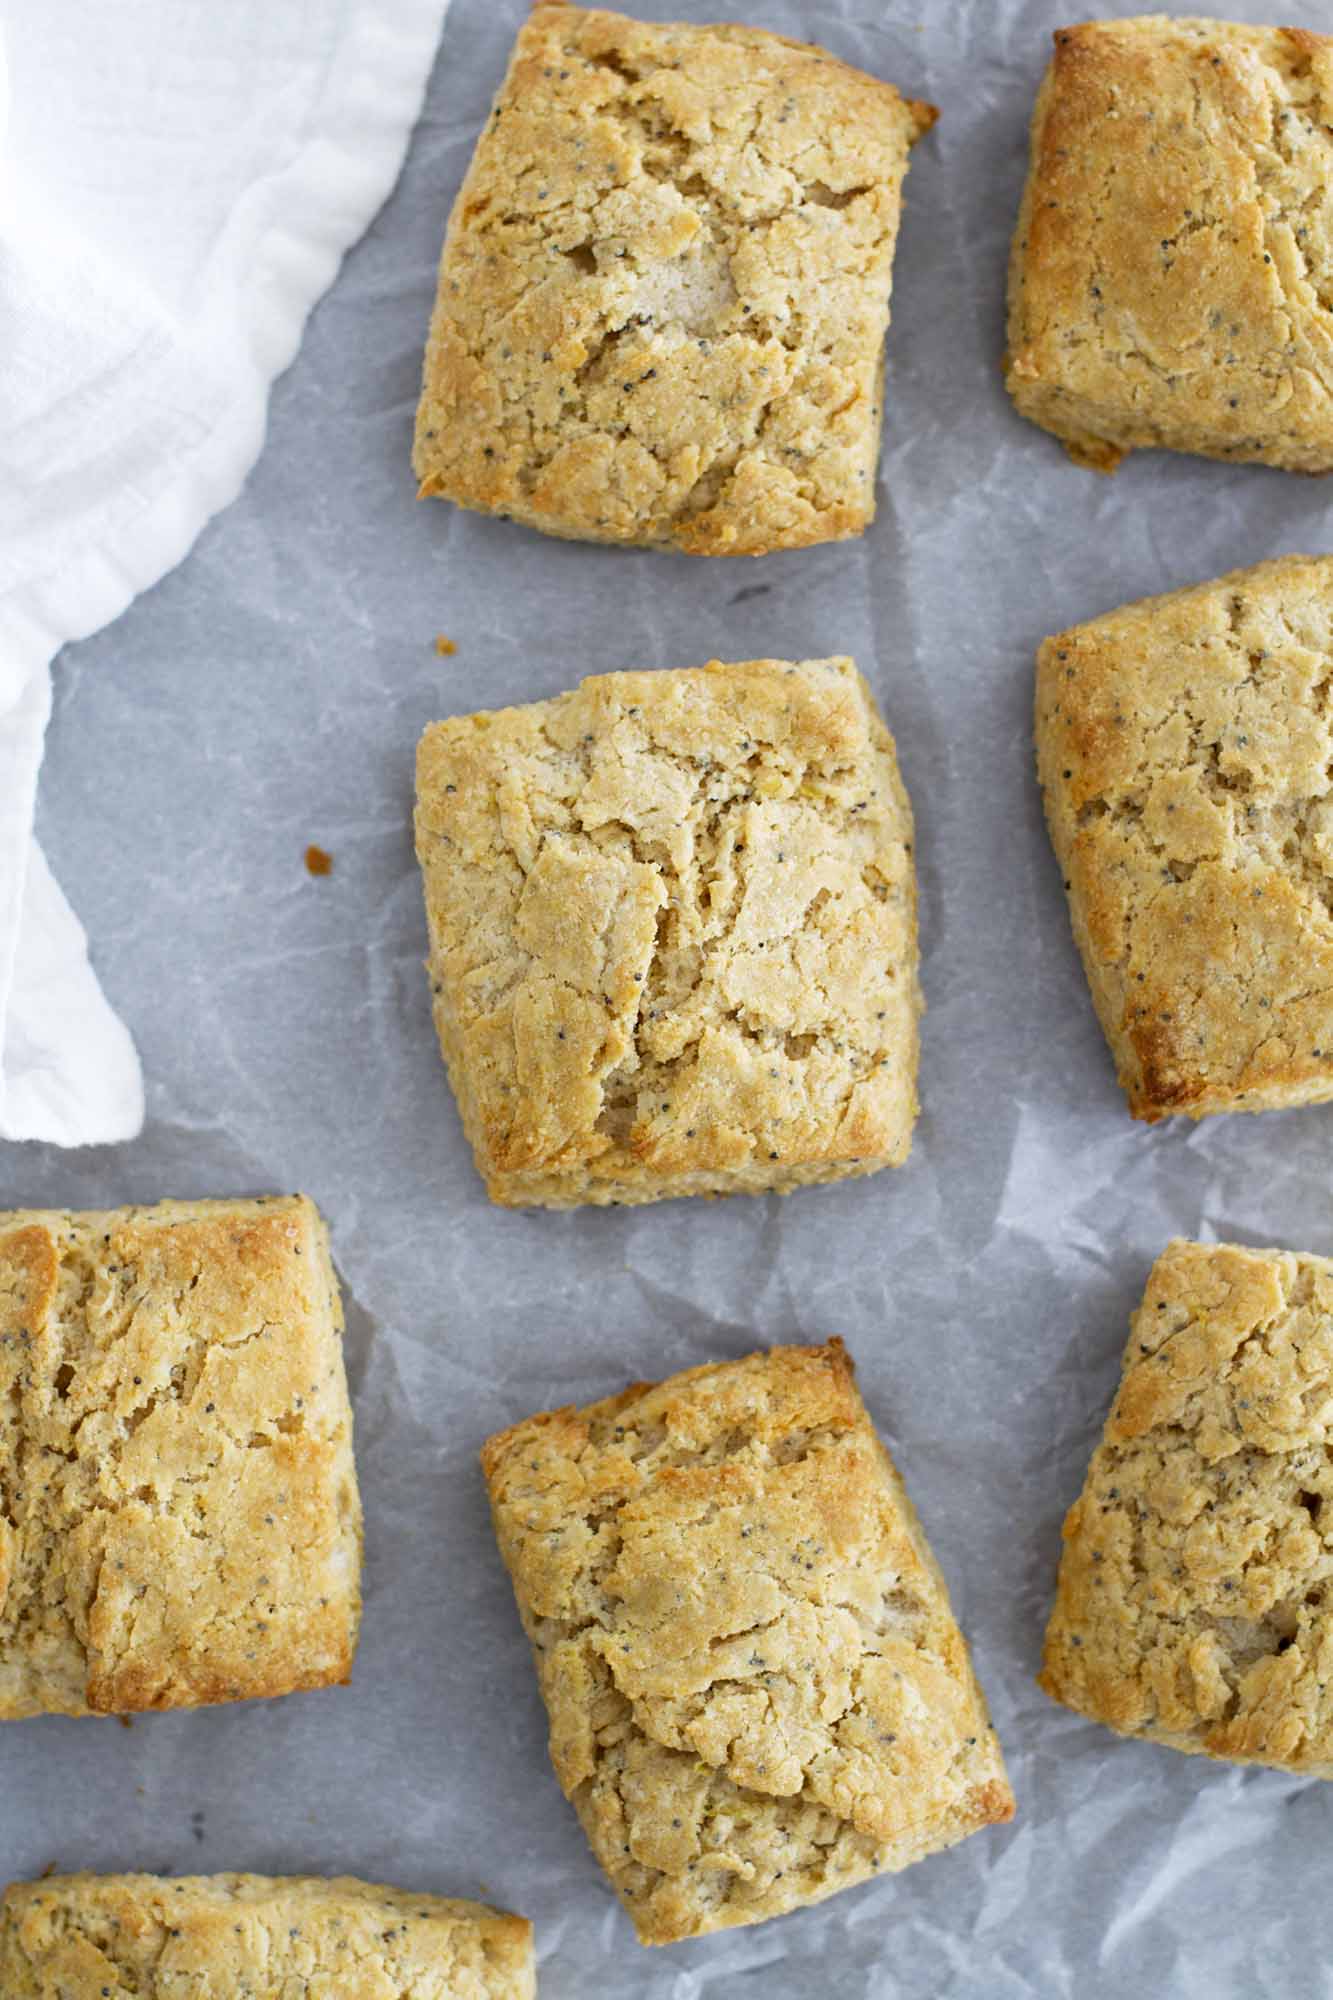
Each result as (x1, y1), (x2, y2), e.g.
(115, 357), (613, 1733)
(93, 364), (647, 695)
(5, 3), (1333, 1993)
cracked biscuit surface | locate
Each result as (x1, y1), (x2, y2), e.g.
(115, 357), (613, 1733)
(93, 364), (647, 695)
(413, 3), (934, 553)
(0, 1195), (361, 1719)
(1042, 1238), (1333, 1774)
(414, 656), (920, 1208)
(0, 1873), (535, 1999)
(483, 1340), (1013, 1945)
(1006, 17), (1333, 473)
(1036, 556), (1333, 1121)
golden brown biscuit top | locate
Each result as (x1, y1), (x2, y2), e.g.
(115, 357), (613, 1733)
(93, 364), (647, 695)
(416, 658), (918, 1194)
(484, 1341), (1000, 1851)
(1036, 556), (1333, 1117)
(0, 1873), (534, 1999)
(0, 1196), (360, 1717)
(1010, 16), (1333, 452)
(413, 4), (933, 553)
(1042, 1239), (1333, 1770)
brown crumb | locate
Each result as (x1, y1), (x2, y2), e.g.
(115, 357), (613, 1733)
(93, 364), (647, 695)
(304, 845), (333, 877)
(434, 635), (458, 657)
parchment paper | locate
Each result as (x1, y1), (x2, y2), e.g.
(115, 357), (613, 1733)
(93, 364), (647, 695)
(6, 3), (1333, 1992)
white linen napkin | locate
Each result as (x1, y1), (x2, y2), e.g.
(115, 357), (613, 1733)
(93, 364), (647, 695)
(0, 0), (451, 1144)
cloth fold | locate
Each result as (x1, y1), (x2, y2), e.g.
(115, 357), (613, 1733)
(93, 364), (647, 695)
(0, 0), (451, 1144)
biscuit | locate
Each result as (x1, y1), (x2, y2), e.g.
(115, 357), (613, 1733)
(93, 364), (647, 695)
(413, 4), (934, 553)
(0, 1195), (361, 1719)
(1042, 1237), (1333, 1774)
(414, 657), (921, 1207)
(1035, 556), (1333, 1121)
(482, 1340), (1013, 1944)
(0, 1873), (535, 1998)
(1006, 18), (1333, 473)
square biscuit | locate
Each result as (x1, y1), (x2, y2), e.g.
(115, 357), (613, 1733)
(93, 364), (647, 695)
(1036, 556), (1333, 1122)
(0, 1873), (535, 1998)
(413, 4), (934, 554)
(1006, 18), (1333, 474)
(482, 1340), (1013, 1945)
(1042, 1238), (1333, 1775)
(0, 1195), (362, 1719)
(414, 657), (920, 1208)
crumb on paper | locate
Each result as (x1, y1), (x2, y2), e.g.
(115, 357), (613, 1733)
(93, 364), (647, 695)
(305, 845), (333, 876)
(434, 634), (457, 656)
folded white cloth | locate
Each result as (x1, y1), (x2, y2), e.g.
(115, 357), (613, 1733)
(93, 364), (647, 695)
(0, 0), (451, 1144)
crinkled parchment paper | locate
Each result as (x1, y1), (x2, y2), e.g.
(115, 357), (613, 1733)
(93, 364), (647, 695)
(5, 3), (1333, 1993)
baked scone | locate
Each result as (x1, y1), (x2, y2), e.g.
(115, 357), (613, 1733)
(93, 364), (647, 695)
(482, 1340), (1013, 1945)
(0, 1195), (361, 1719)
(0, 1873), (535, 1998)
(413, 4), (935, 554)
(1006, 17), (1333, 473)
(1042, 1238), (1333, 1775)
(415, 657), (921, 1207)
(1036, 556), (1333, 1121)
